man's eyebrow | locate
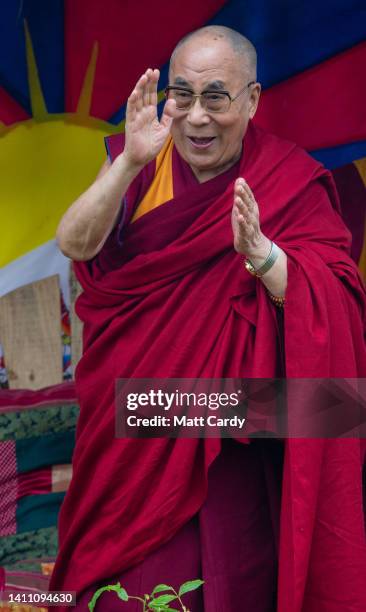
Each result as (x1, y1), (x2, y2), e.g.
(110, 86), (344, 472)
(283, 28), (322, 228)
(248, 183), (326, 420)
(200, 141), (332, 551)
(204, 80), (226, 90)
(172, 77), (227, 90)
(173, 77), (192, 87)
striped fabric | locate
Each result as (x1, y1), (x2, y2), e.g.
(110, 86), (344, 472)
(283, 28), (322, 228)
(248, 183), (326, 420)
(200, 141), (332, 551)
(0, 383), (78, 609)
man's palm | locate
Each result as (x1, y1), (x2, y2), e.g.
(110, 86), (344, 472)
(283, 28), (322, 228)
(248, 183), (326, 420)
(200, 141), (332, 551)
(124, 68), (175, 167)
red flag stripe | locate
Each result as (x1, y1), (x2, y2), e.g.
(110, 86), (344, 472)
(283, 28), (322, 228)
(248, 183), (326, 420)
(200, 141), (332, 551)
(255, 41), (366, 151)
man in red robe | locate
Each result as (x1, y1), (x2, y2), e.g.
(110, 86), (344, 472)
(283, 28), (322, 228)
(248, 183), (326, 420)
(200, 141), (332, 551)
(51, 26), (366, 611)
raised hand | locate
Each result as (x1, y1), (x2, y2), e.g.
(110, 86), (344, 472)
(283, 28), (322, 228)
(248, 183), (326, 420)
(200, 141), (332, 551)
(231, 177), (270, 262)
(123, 68), (176, 168)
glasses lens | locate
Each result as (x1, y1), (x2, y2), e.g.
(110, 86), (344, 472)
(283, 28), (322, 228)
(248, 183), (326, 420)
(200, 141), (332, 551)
(203, 92), (230, 113)
(167, 88), (193, 110)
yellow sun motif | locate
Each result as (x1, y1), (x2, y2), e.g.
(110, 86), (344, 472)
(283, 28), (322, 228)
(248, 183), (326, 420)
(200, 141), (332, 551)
(0, 21), (125, 267)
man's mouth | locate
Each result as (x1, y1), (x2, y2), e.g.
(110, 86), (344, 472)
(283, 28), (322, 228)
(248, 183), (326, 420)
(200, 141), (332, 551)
(187, 136), (216, 149)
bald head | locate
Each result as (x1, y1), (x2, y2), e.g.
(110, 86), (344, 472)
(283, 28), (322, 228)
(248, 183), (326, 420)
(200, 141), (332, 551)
(170, 25), (257, 80)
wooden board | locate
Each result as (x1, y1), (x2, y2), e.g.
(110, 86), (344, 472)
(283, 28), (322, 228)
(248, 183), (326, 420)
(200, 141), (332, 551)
(69, 266), (83, 376)
(0, 275), (62, 389)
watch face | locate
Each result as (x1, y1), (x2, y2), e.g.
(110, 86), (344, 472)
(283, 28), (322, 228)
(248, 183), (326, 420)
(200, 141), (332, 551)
(244, 259), (257, 276)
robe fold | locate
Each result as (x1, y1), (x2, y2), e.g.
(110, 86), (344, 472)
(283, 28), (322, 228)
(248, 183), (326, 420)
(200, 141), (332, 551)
(49, 122), (366, 611)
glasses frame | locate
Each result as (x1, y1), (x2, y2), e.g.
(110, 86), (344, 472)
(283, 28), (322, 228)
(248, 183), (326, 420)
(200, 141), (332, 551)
(164, 81), (256, 114)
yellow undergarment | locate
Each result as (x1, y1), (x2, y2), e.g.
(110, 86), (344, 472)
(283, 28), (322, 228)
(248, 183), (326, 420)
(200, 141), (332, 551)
(131, 137), (174, 222)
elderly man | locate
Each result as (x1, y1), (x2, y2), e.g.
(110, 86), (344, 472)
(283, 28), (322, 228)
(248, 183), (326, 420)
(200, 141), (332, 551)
(51, 26), (366, 612)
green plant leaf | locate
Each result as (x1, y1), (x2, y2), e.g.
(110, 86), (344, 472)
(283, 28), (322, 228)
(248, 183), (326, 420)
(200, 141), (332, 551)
(148, 594), (177, 607)
(116, 586), (129, 601)
(88, 582), (128, 611)
(151, 584), (175, 596)
(148, 608), (176, 612)
(178, 579), (204, 597)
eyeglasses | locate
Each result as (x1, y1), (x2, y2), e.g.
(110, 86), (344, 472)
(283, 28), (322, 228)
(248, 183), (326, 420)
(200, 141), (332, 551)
(164, 81), (256, 113)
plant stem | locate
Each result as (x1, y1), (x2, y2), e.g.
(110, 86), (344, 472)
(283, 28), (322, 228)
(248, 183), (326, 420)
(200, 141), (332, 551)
(128, 594), (146, 610)
(171, 589), (186, 611)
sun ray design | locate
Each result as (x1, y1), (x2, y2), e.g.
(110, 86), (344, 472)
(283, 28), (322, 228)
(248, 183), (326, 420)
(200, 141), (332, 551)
(24, 20), (48, 121)
(0, 27), (120, 269)
(1, 15), (203, 273)
(76, 42), (99, 119)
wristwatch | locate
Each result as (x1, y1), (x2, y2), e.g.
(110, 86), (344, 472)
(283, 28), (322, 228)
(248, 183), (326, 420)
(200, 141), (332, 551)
(243, 241), (280, 277)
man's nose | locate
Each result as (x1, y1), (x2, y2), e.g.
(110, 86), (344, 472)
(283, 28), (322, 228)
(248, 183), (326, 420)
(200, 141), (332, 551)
(187, 97), (210, 125)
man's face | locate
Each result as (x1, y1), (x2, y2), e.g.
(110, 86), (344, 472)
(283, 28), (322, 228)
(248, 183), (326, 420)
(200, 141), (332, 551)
(168, 37), (261, 181)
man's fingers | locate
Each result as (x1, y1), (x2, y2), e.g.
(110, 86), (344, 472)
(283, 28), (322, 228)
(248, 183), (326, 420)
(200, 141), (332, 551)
(149, 69), (159, 107)
(243, 179), (255, 199)
(143, 69), (152, 106)
(134, 73), (148, 111)
(163, 98), (176, 117)
(234, 196), (245, 212)
(241, 180), (256, 206)
(126, 90), (138, 123)
(234, 181), (250, 207)
(243, 184), (255, 207)
(233, 180), (257, 246)
(232, 203), (254, 243)
(234, 199), (256, 238)
(237, 213), (250, 231)
(127, 72), (147, 119)
(160, 99), (176, 130)
(235, 178), (256, 209)
(128, 69), (160, 117)
(160, 113), (173, 132)
(235, 177), (246, 192)
(234, 196), (250, 220)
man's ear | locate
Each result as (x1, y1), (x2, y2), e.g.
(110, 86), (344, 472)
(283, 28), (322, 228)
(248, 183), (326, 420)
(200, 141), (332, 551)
(249, 83), (261, 119)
